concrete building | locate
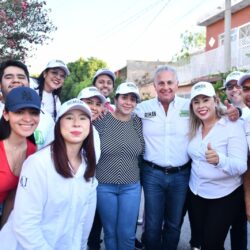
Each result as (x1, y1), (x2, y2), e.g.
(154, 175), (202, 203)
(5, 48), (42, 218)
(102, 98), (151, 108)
(115, 0), (250, 99)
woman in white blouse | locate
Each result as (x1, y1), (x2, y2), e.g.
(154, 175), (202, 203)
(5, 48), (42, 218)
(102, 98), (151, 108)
(0, 99), (97, 250)
(187, 81), (248, 250)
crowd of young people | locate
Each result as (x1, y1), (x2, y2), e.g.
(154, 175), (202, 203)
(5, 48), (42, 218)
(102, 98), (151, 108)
(0, 59), (250, 250)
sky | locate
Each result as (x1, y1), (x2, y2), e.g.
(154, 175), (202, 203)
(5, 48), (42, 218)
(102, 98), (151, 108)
(26, 0), (223, 74)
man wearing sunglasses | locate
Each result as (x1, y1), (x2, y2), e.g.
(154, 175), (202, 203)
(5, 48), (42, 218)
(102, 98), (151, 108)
(224, 71), (250, 120)
(223, 71), (250, 250)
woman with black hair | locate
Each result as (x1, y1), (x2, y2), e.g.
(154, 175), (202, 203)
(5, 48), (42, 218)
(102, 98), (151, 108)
(0, 87), (41, 227)
(0, 98), (97, 250)
(33, 59), (70, 120)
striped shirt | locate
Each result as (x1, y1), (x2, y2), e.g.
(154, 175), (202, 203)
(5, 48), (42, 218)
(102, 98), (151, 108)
(93, 112), (144, 184)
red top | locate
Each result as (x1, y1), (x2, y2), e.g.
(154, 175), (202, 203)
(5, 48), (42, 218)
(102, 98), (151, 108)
(0, 139), (36, 203)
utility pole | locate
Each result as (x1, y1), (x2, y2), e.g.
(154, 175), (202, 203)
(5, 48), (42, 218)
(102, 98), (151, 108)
(224, 0), (231, 71)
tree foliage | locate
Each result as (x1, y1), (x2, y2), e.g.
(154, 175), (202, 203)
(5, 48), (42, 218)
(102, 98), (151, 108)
(61, 57), (108, 102)
(0, 0), (56, 61)
(172, 30), (205, 63)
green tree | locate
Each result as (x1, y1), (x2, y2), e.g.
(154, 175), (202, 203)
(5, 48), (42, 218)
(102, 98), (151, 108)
(172, 30), (205, 63)
(0, 0), (56, 61)
(61, 57), (107, 102)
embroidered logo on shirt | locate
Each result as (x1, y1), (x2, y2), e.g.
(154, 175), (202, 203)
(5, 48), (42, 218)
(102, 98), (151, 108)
(179, 110), (189, 117)
(144, 111), (156, 118)
(20, 176), (28, 187)
(34, 130), (45, 145)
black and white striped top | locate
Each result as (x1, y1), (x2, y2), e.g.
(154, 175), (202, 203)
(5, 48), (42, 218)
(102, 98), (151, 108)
(93, 112), (144, 184)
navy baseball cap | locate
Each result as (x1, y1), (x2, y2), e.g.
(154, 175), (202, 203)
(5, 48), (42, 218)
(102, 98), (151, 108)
(5, 87), (42, 112)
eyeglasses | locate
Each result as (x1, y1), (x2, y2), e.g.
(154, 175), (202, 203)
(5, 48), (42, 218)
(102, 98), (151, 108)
(242, 86), (250, 92)
(225, 84), (241, 91)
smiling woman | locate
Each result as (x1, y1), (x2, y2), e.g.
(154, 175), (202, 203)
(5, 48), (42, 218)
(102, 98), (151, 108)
(0, 98), (98, 250)
(187, 81), (248, 249)
(0, 87), (41, 228)
(93, 82), (144, 250)
(32, 59), (70, 121)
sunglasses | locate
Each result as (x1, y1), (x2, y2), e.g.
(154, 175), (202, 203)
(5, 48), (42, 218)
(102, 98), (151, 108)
(242, 86), (250, 92)
(225, 84), (241, 91)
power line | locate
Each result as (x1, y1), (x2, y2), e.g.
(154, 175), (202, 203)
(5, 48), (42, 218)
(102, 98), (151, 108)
(129, 0), (171, 46)
(128, 0), (206, 48)
(97, 0), (166, 40)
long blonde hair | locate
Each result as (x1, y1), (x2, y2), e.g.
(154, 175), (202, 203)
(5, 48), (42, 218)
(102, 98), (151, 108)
(188, 96), (224, 140)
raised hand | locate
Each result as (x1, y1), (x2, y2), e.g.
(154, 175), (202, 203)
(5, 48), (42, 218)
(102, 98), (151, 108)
(205, 143), (219, 165)
(224, 99), (239, 121)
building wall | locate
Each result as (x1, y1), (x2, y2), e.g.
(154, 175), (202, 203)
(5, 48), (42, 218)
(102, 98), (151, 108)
(139, 82), (192, 100)
(205, 6), (250, 51)
(126, 60), (168, 85)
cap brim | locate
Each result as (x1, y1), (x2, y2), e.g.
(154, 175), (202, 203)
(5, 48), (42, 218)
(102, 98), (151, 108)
(116, 91), (140, 101)
(56, 104), (92, 121)
(45, 66), (70, 76)
(93, 71), (115, 83)
(79, 94), (106, 104)
(8, 104), (42, 112)
(191, 93), (214, 100)
(239, 75), (250, 86)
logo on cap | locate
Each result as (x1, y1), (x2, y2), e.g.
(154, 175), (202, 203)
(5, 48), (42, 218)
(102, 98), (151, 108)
(194, 84), (206, 90)
(66, 99), (82, 106)
(89, 87), (98, 92)
(127, 83), (137, 89)
(55, 59), (66, 66)
(22, 90), (33, 102)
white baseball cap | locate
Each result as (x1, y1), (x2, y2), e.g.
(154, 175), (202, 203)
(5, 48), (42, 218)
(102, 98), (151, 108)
(115, 82), (140, 101)
(93, 68), (116, 84)
(56, 98), (91, 121)
(44, 59), (70, 76)
(224, 71), (245, 88)
(238, 72), (250, 86)
(77, 87), (106, 104)
(190, 81), (216, 100)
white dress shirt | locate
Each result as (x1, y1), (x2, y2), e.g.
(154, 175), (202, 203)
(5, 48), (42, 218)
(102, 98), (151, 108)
(188, 117), (248, 199)
(135, 96), (190, 167)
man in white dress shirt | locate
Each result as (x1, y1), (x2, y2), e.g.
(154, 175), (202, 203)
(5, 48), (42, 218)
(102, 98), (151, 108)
(135, 65), (191, 250)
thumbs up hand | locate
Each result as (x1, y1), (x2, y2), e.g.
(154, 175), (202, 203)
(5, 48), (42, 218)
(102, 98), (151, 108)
(205, 143), (219, 165)
(224, 99), (239, 121)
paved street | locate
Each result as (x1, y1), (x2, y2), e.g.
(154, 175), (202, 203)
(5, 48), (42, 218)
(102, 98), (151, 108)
(98, 191), (250, 249)
(100, 215), (250, 249)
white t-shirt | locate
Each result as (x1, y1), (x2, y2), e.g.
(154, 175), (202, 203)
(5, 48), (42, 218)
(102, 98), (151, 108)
(31, 79), (61, 120)
(40, 90), (61, 119)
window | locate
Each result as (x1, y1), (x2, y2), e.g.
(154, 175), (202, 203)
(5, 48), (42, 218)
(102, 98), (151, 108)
(239, 22), (250, 48)
(219, 28), (237, 46)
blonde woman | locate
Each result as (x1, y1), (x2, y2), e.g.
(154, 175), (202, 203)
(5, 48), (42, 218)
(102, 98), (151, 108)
(187, 82), (248, 249)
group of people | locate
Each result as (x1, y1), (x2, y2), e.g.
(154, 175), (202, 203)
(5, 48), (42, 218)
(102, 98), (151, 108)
(0, 59), (250, 250)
